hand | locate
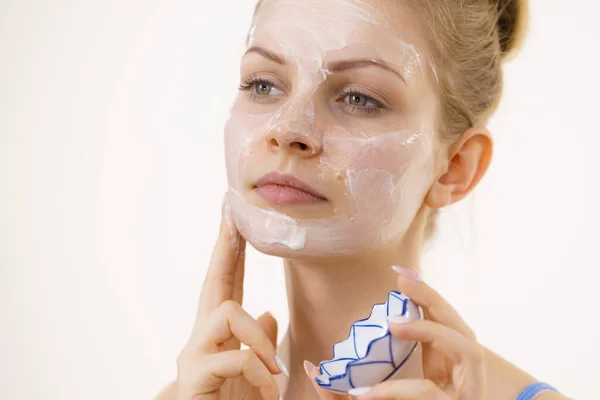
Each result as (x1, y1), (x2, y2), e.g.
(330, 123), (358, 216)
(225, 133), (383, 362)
(174, 201), (285, 400)
(305, 266), (485, 400)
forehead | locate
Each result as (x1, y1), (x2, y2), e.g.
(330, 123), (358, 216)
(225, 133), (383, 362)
(251, 0), (431, 75)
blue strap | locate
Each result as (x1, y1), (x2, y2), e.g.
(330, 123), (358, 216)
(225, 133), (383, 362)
(516, 382), (559, 400)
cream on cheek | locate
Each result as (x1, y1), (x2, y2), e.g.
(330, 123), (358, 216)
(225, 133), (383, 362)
(223, 0), (437, 257)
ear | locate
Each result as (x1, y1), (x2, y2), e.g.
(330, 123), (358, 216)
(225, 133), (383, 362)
(425, 127), (493, 208)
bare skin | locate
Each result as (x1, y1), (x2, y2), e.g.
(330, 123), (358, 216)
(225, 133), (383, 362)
(155, 201), (569, 400)
(155, 0), (570, 399)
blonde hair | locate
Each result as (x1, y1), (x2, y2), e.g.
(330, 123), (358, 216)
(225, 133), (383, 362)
(410, 0), (528, 240)
(252, 0), (529, 241)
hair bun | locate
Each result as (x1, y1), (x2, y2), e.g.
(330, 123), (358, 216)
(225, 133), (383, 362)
(496, 0), (529, 60)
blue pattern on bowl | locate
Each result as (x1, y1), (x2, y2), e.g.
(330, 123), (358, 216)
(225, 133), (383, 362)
(314, 290), (421, 394)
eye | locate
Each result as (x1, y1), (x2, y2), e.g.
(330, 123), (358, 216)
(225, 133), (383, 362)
(345, 93), (370, 107)
(338, 88), (386, 116)
(239, 77), (285, 103)
(252, 81), (285, 96)
(255, 82), (270, 95)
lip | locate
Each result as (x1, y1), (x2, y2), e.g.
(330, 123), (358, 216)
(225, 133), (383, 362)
(254, 172), (327, 205)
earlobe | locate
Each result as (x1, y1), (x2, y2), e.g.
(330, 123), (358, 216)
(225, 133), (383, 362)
(425, 127), (493, 209)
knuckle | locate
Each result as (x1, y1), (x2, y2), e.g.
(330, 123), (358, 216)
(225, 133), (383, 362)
(419, 379), (439, 393)
(220, 299), (241, 314)
(239, 349), (256, 365)
(465, 327), (478, 341)
(176, 351), (201, 378)
(217, 266), (236, 290)
(420, 297), (435, 313)
(473, 345), (485, 362)
(175, 350), (190, 368)
(467, 343), (485, 364)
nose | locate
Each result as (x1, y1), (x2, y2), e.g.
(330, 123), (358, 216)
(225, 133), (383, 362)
(265, 126), (323, 157)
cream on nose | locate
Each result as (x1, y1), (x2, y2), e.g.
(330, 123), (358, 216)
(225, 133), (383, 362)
(265, 129), (322, 156)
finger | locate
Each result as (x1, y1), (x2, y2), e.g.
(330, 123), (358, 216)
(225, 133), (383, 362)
(230, 236), (247, 304)
(349, 379), (450, 400)
(389, 319), (485, 395)
(421, 341), (450, 388)
(188, 349), (280, 400)
(257, 312), (289, 377)
(392, 267), (476, 340)
(389, 319), (482, 365)
(196, 300), (282, 375)
(303, 360), (350, 400)
(197, 200), (245, 320)
(257, 312), (279, 348)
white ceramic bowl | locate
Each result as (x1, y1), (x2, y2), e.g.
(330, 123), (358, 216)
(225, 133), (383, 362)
(314, 290), (421, 394)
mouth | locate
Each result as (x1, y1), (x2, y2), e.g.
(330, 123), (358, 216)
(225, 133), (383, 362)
(253, 172), (327, 205)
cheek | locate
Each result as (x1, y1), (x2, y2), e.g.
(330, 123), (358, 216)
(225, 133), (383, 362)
(320, 131), (433, 215)
(224, 110), (272, 189)
(223, 102), (436, 255)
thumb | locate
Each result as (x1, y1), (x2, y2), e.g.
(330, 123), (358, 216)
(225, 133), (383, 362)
(303, 360), (351, 400)
(257, 311), (278, 347)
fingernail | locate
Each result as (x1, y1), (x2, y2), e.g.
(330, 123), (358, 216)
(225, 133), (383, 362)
(391, 265), (422, 282)
(275, 354), (289, 377)
(303, 360), (315, 376)
(387, 314), (411, 324)
(347, 386), (373, 396)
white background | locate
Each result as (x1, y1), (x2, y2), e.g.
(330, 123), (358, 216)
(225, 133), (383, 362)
(1, 0), (599, 399)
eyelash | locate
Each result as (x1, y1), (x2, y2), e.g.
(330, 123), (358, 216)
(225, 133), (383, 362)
(238, 76), (282, 103)
(337, 87), (386, 116)
(238, 76), (387, 116)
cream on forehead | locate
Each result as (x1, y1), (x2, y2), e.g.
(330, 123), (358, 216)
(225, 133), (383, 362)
(251, 0), (428, 84)
(255, 0), (381, 43)
(224, 0), (437, 256)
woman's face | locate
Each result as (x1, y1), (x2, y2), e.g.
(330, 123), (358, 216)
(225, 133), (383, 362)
(224, 0), (440, 257)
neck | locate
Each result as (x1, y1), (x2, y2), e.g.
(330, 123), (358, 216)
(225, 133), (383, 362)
(276, 210), (427, 397)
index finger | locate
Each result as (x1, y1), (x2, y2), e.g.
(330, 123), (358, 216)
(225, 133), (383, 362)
(196, 199), (246, 321)
(391, 266), (476, 340)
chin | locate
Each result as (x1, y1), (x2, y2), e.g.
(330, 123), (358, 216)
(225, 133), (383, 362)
(246, 238), (309, 259)
(227, 189), (415, 259)
(238, 225), (394, 261)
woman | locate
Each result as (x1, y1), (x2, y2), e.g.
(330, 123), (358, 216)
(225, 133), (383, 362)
(158, 0), (568, 398)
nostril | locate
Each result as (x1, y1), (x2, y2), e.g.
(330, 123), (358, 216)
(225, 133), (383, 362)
(292, 142), (309, 151)
(269, 138), (279, 147)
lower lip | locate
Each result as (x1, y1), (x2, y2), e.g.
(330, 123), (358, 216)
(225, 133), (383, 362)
(255, 184), (325, 205)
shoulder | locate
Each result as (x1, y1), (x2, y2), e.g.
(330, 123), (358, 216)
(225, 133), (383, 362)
(535, 391), (572, 400)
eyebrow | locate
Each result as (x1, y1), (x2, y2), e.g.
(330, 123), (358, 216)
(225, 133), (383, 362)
(244, 46), (407, 84)
(244, 46), (286, 65)
(328, 59), (407, 84)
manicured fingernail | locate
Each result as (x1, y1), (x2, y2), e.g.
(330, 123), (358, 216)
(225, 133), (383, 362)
(303, 360), (315, 376)
(348, 386), (373, 396)
(391, 265), (422, 282)
(387, 314), (411, 324)
(275, 354), (289, 377)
